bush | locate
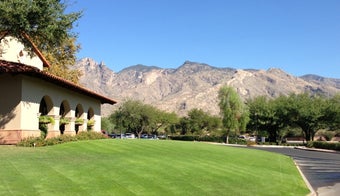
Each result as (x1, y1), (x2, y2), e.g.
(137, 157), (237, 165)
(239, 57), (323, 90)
(307, 141), (340, 151)
(168, 135), (247, 144)
(17, 131), (107, 147)
(76, 131), (108, 140)
(17, 136), (45, 147)
(168, 135), (199, 141)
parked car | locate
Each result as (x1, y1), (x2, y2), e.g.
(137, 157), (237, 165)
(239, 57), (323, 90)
(115, 134), (126, 139)
(141, 134), (158, 139)
(108, 133), (116, 138)
(248, 137), (256, 142)
(125, 133), (135, 139)
(157, 135), (167, 139)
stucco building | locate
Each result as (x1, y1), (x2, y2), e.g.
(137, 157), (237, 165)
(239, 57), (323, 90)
(0, 33), (116, 144)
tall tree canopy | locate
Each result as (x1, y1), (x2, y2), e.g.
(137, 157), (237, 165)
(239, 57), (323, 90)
(110, 100), (178, 138)
(0, 0), (82, 83)
(247, 93), (339, 142)
(247, 96), (287, 143)
(285, 93), (327, 141)
(177, 108), (221, 136)
(218, 86), (249, 143)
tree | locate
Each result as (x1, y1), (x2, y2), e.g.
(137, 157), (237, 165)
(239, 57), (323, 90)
(323, 94), (340, 130)
(110, 100), (176, 138)
(285, 93), (327, 141)
(0, 0), (82, 83)
(151, 111), (179, 136)
(218, 86), (249, 143)
(42, 37), (82, 84)
(184, 108), (222, 135)
(101, 117), (115, 134)
(187, 108), (208, 134)
(247, 96), (287, 143)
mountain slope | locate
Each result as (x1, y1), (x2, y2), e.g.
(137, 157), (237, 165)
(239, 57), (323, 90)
(73, 58), (340, 116)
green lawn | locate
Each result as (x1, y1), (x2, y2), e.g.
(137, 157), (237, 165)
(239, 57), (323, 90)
(0, 139), (309, 195)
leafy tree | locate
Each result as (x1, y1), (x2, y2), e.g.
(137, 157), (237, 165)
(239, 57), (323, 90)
(101, 117), (115, 134)
(110, 100), (176, 138)
(285, 93), (327, 141)
(42, 37), (82, 84)
(0, 0), (81, 52)
(218, 86), (249, 143)
(186, 108), (222, 135)
(187, 108), (208, 134)
(323, 94), (340, 130)
(247, 96), (286, 143)
(151, 111), (179, 135)
(178, 117), (190, 135)
(205, 115), (223, 135)
(0, 0), (82, 83)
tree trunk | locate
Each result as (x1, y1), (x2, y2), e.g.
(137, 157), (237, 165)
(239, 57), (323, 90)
(304, 129), (311, 141)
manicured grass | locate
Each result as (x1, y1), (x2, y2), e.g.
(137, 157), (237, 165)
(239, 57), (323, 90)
(0, 140), (309, 195)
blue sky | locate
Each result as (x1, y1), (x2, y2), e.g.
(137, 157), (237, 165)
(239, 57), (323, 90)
(68, 0), (340, 78)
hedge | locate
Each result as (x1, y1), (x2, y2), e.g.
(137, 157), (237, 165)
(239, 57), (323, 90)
(168, 135), (247, 144)
(307, 141), (340, 151)
(17, 131), (108, 147)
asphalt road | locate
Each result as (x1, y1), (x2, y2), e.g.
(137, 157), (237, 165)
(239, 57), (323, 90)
(249, 146), (340, 195)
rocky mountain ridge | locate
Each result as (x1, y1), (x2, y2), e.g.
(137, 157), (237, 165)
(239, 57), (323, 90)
(73, 58), (340, 116)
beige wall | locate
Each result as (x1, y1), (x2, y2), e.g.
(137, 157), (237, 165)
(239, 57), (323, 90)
(21, 75), (102, 130)
(0, 36), (43, 70)
(0, 74), (104, 144)
(0, 74), (22, 130)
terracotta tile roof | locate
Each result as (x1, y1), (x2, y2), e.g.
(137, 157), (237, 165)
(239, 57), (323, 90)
(0, 60), (117, 105)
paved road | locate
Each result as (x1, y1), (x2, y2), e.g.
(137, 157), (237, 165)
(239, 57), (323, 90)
(249, 146), (340, 195)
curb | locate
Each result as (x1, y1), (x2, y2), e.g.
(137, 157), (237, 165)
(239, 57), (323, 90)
(294, 146), (340, 154)
(293, 159), (316, 196)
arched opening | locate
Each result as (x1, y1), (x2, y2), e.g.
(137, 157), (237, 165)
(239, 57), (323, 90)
(38, 96), (53, 138)
(75, 104), (84, 134)
(59, 100), (71, 134)
(39, 96), (53, 115)
(87, 107), (94, 131)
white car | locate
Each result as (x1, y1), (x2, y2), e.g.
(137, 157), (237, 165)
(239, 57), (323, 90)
(248, 137), (256, 142)
(125, 133), (135, 139)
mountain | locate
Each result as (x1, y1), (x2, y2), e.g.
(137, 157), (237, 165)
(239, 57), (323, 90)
(73, 58), (340, 116)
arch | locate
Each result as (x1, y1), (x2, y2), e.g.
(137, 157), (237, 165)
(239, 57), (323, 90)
(38, 96), (54, 138)
(87, 107), (94, 120)
(75, 104), (84, 134)
(59, 100), (71, 134)
(39, 96), (53, 115)
(59, 100), (71, 118)
(75, 104), (84, 118)
(87, 107), (95, 130)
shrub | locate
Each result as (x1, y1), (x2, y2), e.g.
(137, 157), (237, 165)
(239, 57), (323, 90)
(17, 136), (44, 147)
(307, 141), (340, 151)
(76, 131), (108, 140)
(39, 123), (48, 138)
(168, 135), (199, 141)
(168, 135), (247, 144)
(17, 131), (107, 147)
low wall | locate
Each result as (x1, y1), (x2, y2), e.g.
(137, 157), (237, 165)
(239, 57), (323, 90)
(0, 129), (40, 144)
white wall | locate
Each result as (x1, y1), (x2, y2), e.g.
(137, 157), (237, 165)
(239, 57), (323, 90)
(21, 76), (102, 132)
(0, 74), (102, 133)
(0, 36), (44, 70)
